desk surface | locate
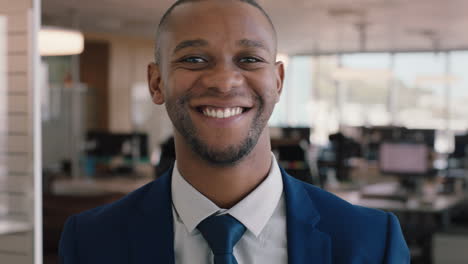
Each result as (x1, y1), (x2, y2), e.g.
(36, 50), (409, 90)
(52, 176), (154, 196)
(329, 182), (468, 214)
(334, 191), (467, 213)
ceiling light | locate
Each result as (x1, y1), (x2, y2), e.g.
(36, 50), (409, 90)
(39, 27), (84, 56)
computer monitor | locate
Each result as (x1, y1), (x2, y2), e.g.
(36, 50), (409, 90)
(379, 142), (430, 176)
(86, 131), (149, 159)
(401, 128), (435, 147)
(452, 134), (468, 158)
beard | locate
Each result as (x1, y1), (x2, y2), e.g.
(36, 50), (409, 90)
(165, 90), (273, 167)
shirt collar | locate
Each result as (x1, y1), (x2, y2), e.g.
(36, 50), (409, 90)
(171, 153), (283, 237)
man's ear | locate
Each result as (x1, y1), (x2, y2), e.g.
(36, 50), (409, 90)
(274, 61), (285, 103)
(147, 62), (165, 105)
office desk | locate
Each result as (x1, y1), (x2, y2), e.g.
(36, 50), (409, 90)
(51, 175), (153, 196)
(43, 176), (153, 263)
(329, 182), (468, 229)
(329, 182), (468, 264)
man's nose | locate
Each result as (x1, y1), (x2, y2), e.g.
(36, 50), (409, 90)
(200, 63), (243, 92)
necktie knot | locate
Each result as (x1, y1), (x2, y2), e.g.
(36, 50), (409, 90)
(197, 214), (246, 263)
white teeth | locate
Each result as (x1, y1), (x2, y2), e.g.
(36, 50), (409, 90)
(202, 107), (244, 118)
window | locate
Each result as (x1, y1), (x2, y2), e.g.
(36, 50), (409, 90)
(393, 53), (446, 129)
(272, 52), (468, 145)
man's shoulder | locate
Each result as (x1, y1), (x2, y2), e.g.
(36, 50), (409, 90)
(302, 180), (387, 219)
(291, 178), (401, 260)
(291, 177), (391, 235)
(59, 177), (174, 262)
(72, 179), (160, 227)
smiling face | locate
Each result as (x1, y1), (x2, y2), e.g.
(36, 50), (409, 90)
(148, 0), (284, 166)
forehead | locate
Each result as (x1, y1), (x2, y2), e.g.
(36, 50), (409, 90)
(160, 0), (276, 53)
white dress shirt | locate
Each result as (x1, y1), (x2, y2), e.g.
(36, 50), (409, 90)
(171, 153), (288, 264)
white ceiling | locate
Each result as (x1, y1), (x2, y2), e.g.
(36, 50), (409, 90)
(41, 0), (468, 55)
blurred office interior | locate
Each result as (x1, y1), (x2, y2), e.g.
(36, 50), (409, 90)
(1, 0), (468, 263)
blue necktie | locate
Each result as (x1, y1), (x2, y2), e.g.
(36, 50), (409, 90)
(197, 214), (246, 264)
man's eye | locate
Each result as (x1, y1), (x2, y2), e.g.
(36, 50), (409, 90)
(181, 57), (206, 63)
(239, 57), (261, 63)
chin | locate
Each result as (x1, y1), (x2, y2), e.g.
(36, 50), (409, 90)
(190, 137), (257, 167)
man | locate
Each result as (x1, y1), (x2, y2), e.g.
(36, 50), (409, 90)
(59, 0), (410, 263)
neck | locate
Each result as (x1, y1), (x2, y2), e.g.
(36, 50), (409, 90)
(175, 131), (272, 209)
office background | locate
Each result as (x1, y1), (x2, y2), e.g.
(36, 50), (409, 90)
(1, 0), (468, 263)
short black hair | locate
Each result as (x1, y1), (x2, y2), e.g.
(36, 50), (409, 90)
(154, 0), (276, 63)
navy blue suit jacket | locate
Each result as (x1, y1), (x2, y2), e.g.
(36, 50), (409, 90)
(59, 168), (410, 263)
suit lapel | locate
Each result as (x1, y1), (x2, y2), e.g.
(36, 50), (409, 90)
(282, 168), (332, 264)
(128, 168), (175, 264)
(125, 166), (331, 263)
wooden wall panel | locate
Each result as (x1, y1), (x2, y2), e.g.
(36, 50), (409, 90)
(0, 154), (30, 173)
(6, 12), (27, 34)
(8, 34), (27, 54)
(6, 94), (28, 113)
(0, 194), (29, 213)
(0, 115), (28, 133)
(0, 253), (31, 264)
(80, 40), (110, 131)
(0, 94), (29, 113)
(0, 233), (31, 253)
(0, 135), (29, 152)
(0, 1), (29, 13)
(8, 54), (28, 74)
(0, 5), (35, 264)
(8, 74), (28, 92)
(0, 176), (29, 192)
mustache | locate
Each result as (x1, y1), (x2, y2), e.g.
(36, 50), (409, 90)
(177, 88), (258, 105)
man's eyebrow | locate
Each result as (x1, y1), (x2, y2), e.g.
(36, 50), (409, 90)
(173, 39), (209, 54)
(237, 39), (270, 52)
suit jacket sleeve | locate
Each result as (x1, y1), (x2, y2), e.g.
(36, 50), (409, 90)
(59, 215), (79, 264)
(383, 212), (410, 264)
